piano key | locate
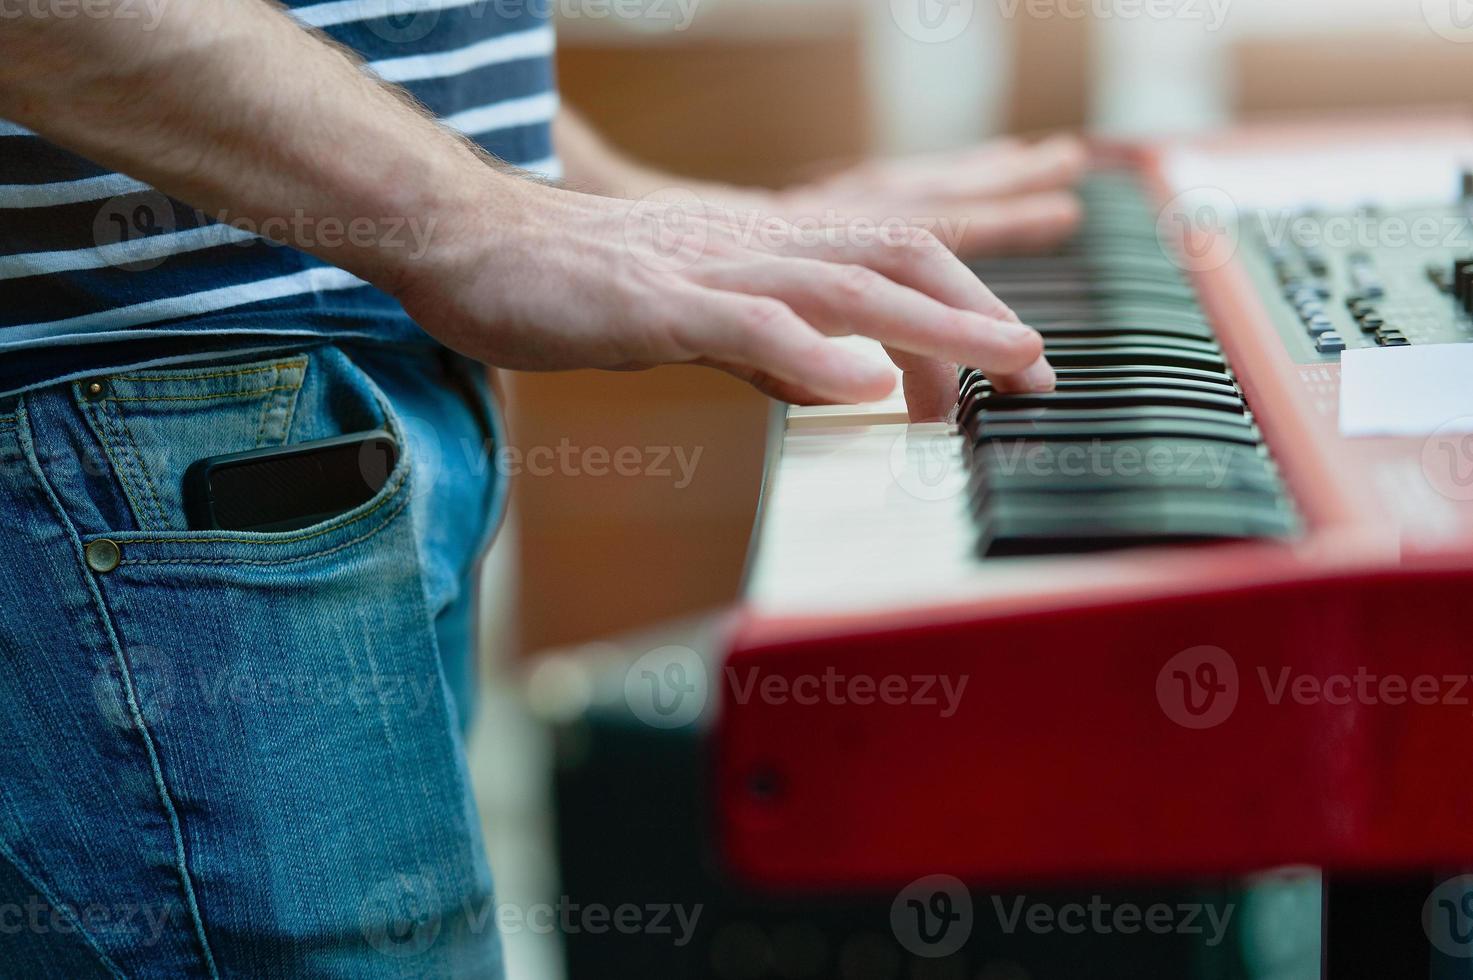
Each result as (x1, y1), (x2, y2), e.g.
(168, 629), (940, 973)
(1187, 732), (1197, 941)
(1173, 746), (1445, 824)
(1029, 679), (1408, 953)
(972, 417), (1260, 446)
(976, 502), (1298, 557)
(1038, 346), (1229, 372)
(1030, 321), (1217, 342)
(973, 461), (1285, 497)
(1011, 303), (1212, 324)
(1040, 335), (1223, 355)
(960, 364), (1238, 390)
(977, 376), (1239, 396)
(970, 437), (1277, 477)
(975, 387), (1246, 415)
(965, 405), (1257, 432)
(954, 170), (1298, 559)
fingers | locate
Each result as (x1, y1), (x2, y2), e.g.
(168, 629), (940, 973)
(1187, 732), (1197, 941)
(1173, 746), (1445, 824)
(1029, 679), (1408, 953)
(676, 289), (897, 405)
(949, 190), (1083, 258)
(755, 224), (1056, 394)
(885, 346), (959, 423)
(959, 134), (1088, 200)
(696, 361), (834, 407)
(693, 256), (1043, 381)
(815, 134), (1088, 206)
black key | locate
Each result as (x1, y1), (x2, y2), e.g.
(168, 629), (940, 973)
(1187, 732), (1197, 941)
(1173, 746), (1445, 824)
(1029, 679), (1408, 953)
(975, 464), (1284, 498)
(1040, 346), (1228, 372)
(961, 364), (1236, 388)
(1041, 334), (1222, 355)
(976, 503), (1298, 557)
(972, 416), (1260, 446)
(977, 388), (1245, 415)
(1012, 303), (1212, 325)
(1031, 321), (1216, 342)
(967, 405), (1256, 431)
(980, 376), (1237, 396)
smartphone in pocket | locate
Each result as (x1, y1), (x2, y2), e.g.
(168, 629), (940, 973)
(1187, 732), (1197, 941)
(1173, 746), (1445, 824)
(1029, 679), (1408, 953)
(182, 430), (399, 532)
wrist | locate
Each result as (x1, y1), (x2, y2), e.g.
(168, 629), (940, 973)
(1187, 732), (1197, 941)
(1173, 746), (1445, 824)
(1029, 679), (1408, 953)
(376, 161), (532, 306)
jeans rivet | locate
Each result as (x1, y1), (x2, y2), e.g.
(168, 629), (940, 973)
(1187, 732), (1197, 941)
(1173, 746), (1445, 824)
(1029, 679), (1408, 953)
(85, 539), (121, 574)
(82, 380), (106, 401)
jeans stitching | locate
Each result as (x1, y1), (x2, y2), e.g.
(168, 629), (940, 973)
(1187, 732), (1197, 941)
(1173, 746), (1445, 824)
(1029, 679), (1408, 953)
(13, 399), (222, 979)
(110, 358), (308, 385)
(82, 360), (310, 529)
(0, 840), (128, 978)
(253, 365), (304, 449)
(113, 463), (410, 549)
(118, 485), (412, 567)
(83, 398), (166, 531)
(107, 398), (172, 530)
(104, 385), (299, 404)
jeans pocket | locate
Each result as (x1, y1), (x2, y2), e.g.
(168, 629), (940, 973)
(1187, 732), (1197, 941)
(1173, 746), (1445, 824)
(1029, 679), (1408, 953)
(24, 345), (415, 566)
(73, 353), (312, 532)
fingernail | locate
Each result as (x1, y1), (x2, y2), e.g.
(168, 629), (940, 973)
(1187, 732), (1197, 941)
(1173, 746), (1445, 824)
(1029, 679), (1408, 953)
(1020, 356), (1055, 391)
(996, 318), (1036, 339)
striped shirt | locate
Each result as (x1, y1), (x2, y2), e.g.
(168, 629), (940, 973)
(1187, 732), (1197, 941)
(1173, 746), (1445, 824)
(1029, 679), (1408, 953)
(0, 0), (558, 394)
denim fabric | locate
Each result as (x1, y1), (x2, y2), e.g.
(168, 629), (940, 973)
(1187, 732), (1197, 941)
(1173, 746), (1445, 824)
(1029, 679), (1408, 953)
(0, 343), (506, 977)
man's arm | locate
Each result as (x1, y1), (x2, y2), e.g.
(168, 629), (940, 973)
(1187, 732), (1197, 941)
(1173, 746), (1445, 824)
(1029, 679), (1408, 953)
(0, 1), (1055, 416)
(0, 0), (501, 295)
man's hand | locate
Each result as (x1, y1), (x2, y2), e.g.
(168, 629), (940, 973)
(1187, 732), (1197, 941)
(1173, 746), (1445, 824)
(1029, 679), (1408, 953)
(559, 114), (1083, 418)
(774, 135), (1087, 260)
(749, 135), (1085, 416)
(392, 180), (1052, 415)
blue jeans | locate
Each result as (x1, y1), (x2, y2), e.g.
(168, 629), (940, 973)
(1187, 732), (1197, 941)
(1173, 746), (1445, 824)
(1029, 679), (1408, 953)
(0, 344), (506, 977)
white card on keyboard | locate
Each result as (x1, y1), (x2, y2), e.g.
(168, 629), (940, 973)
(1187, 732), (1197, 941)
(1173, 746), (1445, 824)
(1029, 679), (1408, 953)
(1339, 343), (1473, 437)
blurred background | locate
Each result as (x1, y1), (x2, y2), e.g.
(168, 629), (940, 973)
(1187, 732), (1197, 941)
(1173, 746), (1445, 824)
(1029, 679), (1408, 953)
(469, 1), (1473, 976)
